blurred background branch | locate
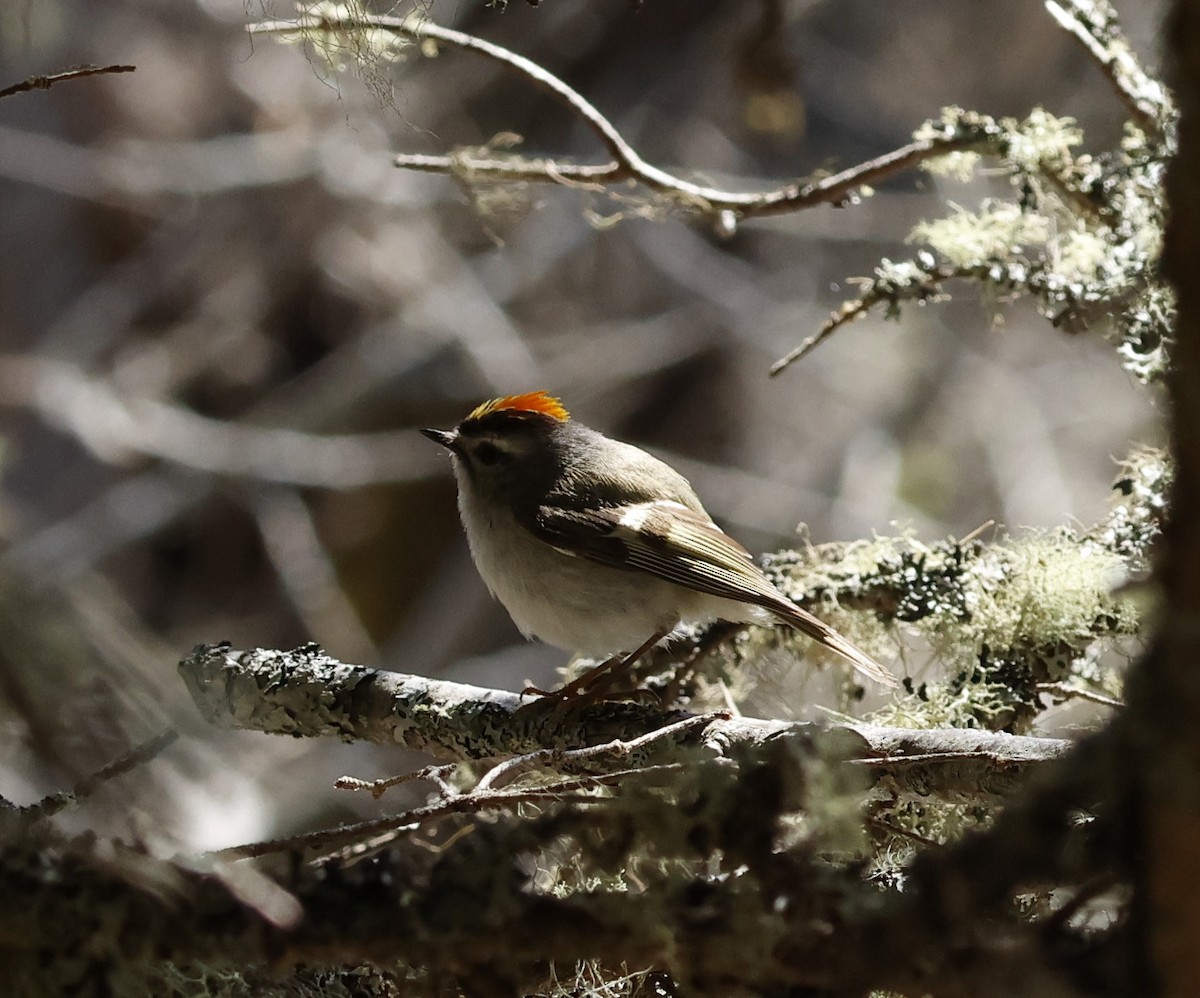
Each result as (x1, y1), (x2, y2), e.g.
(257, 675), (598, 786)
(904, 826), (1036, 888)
(0, 63), (135, 100)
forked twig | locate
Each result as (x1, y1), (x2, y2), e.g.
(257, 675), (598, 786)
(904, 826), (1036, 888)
(252, 14), (989, 224)
(215, 764), (681, 862)
(336, 763), (460, 799)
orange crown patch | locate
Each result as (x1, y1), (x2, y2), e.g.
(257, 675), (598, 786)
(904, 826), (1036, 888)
(466, 391), (570, 423)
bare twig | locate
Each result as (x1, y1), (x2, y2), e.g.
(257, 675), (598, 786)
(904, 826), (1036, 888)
(770, 293), (880, 375)
(474, 712), (720, 792)
(217, 764), (680, 862)
(19, 729), (177, 823)
(771, 264), (971, 375)
(0, 64), (134, 100)
(335, 763), (460, 799)
(254, 14), (990, 223)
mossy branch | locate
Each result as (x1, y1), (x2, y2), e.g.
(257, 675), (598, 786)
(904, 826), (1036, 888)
(5, 693), (1132, 997)
(179, 643), (1068, 807)
(774, 2), (1174, 380)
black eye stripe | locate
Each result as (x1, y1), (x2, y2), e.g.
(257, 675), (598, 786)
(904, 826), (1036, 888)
(473, 441), (505, 465)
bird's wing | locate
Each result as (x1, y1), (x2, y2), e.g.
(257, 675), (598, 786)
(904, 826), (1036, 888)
(527, 499), (793, 610)
(526, 498), (899, 689)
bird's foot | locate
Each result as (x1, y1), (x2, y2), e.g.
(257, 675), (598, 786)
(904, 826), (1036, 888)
(520, 630), (670, 719)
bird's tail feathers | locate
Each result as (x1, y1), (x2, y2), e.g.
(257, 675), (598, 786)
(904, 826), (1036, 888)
(772, 602), (899, 689)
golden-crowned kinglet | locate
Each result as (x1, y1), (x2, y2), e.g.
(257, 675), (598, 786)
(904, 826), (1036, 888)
(422, 392), (897, 690)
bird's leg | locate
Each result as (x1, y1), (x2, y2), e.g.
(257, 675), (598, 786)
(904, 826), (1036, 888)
(658, 621), (743, 706)
(522, 628), (671, 702)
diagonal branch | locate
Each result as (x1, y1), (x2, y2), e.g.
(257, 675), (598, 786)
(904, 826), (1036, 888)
(0, 64), (135, 100)
(1045, 0), (1173, 136)
(771, 263), (975, 374)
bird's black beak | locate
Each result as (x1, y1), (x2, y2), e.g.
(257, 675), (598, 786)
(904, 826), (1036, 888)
(421, 427), (459, 452)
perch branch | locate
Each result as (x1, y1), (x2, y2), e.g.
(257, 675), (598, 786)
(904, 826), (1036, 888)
(2, 712), (1127, 997)
(180, 644), (1069, 807)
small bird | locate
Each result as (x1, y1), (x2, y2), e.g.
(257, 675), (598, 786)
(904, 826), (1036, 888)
(423, 392), (897, 693)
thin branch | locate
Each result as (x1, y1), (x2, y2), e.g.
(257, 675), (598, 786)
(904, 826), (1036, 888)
(393, 151), (619, 185)
(18, 729), (177, 823)
(473, 712), (720, 792)
(1044, 0), (1172, 136)
(393, 134), (987, 220)
(318, 766), (691, 867)
(0, 64), (134, 100)
(770, 291), (881, 375)
(254, 14), (990, 223)
(216, 764), (680, 862)
(771, 264), (971, 375)
(335, 763), (460, 799)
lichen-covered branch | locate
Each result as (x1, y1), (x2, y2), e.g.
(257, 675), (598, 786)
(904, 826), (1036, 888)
(1045, 0), (1173, 135)
(180, 643), (1067, 804)
(3, 705), (1132, 997)
(747, 450), (1163, 733)
(773, 104), (1172, 378)
(773, 2), (1174, 379)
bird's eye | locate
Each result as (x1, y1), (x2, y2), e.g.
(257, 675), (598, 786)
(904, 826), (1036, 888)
(474, 441), (505, 466)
